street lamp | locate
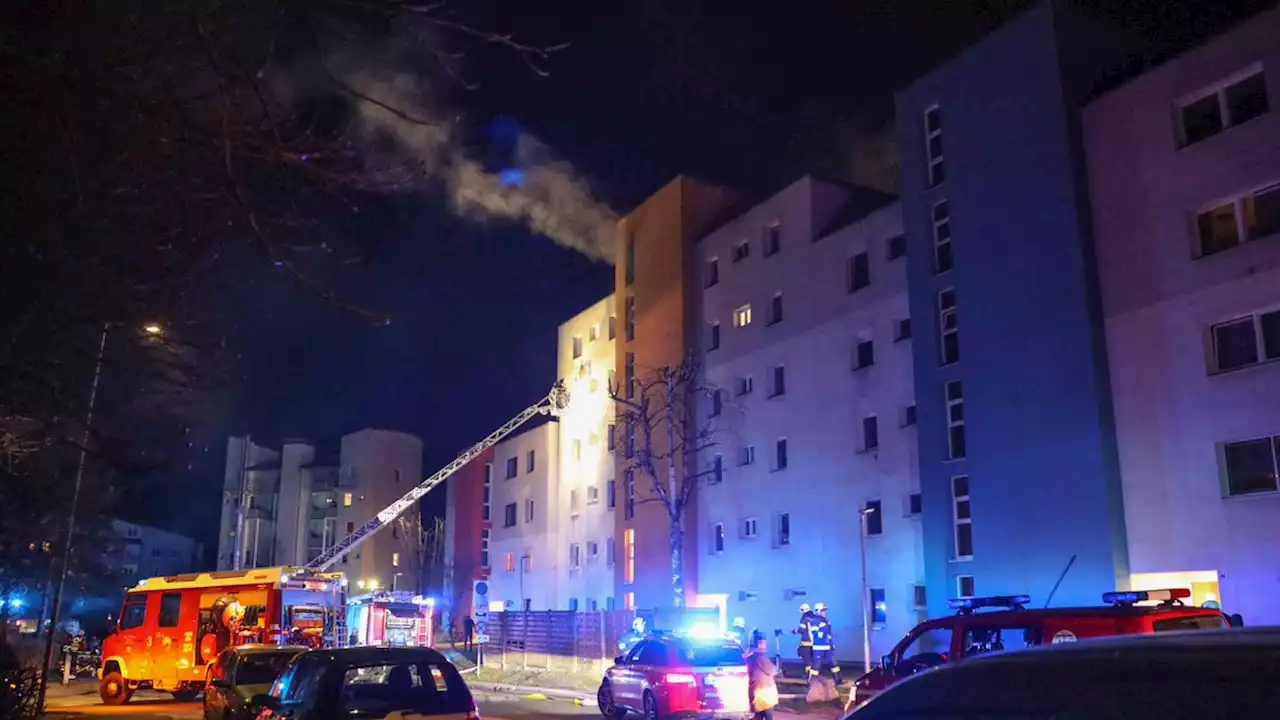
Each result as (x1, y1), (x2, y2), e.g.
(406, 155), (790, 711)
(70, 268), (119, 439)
(858, 506), (876, 675)
(142, 323), (163, 336)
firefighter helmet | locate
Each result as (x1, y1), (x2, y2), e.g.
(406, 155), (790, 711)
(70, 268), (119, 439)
(814, 602), (827, 612)
(798, 603), (811, 613)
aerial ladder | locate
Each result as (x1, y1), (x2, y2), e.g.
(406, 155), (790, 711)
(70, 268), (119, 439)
(304, 381), (569, 572)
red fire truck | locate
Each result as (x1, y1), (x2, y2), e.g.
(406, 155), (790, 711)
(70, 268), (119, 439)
(97, 566), (345, 705)
(344, 591), (435, 647)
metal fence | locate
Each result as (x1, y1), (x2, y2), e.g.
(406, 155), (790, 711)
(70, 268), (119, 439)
(481, 610), (637, 675)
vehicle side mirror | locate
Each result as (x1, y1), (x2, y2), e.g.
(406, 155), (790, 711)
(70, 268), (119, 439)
(614, 656), (625, 665)
(251, 694), (280, 711)
(209, 678), (229, 689)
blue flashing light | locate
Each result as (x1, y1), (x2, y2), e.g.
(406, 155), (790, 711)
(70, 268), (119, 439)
(1102, 588), (1190, 606)
(8, 598), (22, 609)
(685, 621), (723, 642)
(948, 594), (1031, 611)
(499, 169), (524, 188)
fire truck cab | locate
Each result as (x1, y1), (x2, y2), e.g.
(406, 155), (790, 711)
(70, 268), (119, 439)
(343, 591), (435, 647)
(98, 566), (346, 705)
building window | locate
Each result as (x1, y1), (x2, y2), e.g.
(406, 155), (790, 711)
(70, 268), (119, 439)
(868, 587), (887, 628)
(712, 455), (724, 483)
(570, 543), (581, 569)
(763, 223), (781, 257)
(570, 488), (581, 517)
(709, 322), (721, 351)
(625, 420), (635, 458)
(481, 466), (492, 521)
(573, 335), (583, 359)
(952, 475), (972, 559)
(504, 457), (518, 479)
(625, 470), (635, 520)
(1221, 435), (1280, 496)
(768, 294), (784, 325)
(769, 365), (786, 397)
(774, 513), (791, 547)
(737, 376), (754, 396)
(933, 200), (952, 274)
(706, 258), (720, 288)
(480, 529), (490, 568)
(733, 305), (752, 328)
(623, 528), (635, 584)
(710, 389), (722, 417)
(625, 296), (636, 341)
(624, 592), (635, 610)
(588, 540), (599, 560)
(847, 252), (870, 292)
(607, 424), (617, 451)
(903, 404), (918, 427)
(572, 439), (582, 461)
(957, 575), (975, 598)
(392, 552), (401, 567)
(608, 315), (617, 340)
(504, 553), (515, 573)
(607, 479), (616, 509)
(1178, 68), (1269, 147)
(854, 340), (875, 370)
(940, 289), (959, 365)
(343, 492), (353, 507)
(712, 523), (725, 553)
(732, 240), (750, 263)
(857, 499), (881, 538)
(503, 503), (517, 528)
(524, 498), (535, 523)
(590, 323), (599, 342)
(738, 445), (756, 466)
(527, 450), (536, 474)
(625, 352), (636, 399)
(894, 318), (912, 342)
(862, 416), (879, 451)
(625, 231), (636, 285)
(946, 381), (966, 460)
(1196, 184), (1280, 258)
(908, 492), (922, 516)
(887, 234), (907, 260)
(924, 105), (945, 186)
(347, 522), (354, 534)
(774, 438), (788, 471)
(1211, 310), (1280, 372)
(607, 537), (615, 565)
(741, 517), (757, 539)
(587, 484), (601, 505)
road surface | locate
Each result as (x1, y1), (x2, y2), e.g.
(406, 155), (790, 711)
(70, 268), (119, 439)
(43, 690), (602, 720)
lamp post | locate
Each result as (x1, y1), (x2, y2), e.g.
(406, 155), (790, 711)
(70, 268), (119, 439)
(858, 506), (875, 675)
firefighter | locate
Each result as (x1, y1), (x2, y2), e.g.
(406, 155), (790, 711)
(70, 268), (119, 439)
(729, 616), (748, 646)
(790, 603), (814, 676)
(617, 617), (646, 656)
(809, 603), (843, 685)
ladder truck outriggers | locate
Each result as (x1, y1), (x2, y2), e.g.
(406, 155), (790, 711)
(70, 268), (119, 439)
(97, 382), (569, 704)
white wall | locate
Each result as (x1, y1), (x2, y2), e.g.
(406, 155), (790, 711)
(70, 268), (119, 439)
(557, 296), (620, 610)
(488, 421), (562, 610)
(696, 177), (923, 662)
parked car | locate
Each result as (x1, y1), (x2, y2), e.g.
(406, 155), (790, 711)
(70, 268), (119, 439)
(598, 635), (749, 720)
(850, 589), (1236, 707)
(844, 626), (1280, 719)
(204, 645), (307, 720)
(251, 646), (478, 720)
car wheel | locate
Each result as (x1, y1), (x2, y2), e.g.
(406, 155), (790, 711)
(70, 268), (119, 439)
(597, 681), (623, 718)
(642, 690), (659, 720)
(98, 671), (132, 705)
(172, 688), (202, 702)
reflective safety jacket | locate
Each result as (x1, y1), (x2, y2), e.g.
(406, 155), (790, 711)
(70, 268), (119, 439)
(808, 615), (834, 651)
(794, 612), (815, 646)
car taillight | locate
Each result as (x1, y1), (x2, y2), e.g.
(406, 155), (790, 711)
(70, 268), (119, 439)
(466, 699), (481, 720)
(664, 673), (697, 684)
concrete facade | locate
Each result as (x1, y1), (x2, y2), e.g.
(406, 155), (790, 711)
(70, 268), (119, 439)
(1084, 6), (1280, 622)
(895, 0), (1139, 615)
(215, 429), (424, 593)
(558, 296), (621, 611)
(487, 420), (561, 610)
(695, 176), (923, 661)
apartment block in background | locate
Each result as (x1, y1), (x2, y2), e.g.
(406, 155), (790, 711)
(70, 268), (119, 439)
(696, 175), (923, 660)
(442, 446), (495, 626)
(487, 420), (561, 610)
(216, 429), (424, 593)
(1084, 6), (1280, 623)
(111, 520), (203, 581)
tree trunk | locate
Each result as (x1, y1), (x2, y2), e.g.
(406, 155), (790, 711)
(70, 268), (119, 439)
(670, 514), (684, 608)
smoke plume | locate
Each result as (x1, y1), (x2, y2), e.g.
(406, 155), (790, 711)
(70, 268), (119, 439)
(341, 69), (618, 263)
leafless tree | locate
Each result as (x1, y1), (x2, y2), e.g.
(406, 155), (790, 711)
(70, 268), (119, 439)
(609, 352), (724, 608)
(395, 512), (445, 595)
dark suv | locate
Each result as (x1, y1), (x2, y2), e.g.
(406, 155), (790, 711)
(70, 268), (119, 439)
(205, 645), (307, 720)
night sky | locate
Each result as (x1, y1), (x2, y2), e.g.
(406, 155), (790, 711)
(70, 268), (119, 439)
(125, 0), (1270, 543)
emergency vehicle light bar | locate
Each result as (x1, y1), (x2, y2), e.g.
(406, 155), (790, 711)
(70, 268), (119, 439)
(948, 595), (1030, 612)
(1102, 588), (1191, 606)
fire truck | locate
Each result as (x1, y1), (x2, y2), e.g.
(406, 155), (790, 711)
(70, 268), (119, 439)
(98, 566), (345, 704)
(99, 382), (568, 704)
(344, 591), (435, 647)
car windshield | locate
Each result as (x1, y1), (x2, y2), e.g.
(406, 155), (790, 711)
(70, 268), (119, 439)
(675, 642), (744, 667)
(339, 661), (472, 715)
(235, 652), (301, 685)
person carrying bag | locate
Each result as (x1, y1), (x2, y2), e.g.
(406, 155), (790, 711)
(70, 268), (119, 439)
(746, 631), (780, 720)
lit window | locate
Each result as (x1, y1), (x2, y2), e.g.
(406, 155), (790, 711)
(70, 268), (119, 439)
(733, 305), (752, 328)
(1195, 184), (1280, 258)
(869, 587), (887, 628)
(573, 439), (582, 461)
(570, 489), (581, 517)
(623, 529), (635, 584)
(343, 492), (352, 507)
(504, 553), (515, 573)
(624, 592), (635, 609)
(392, 552), (400, 567)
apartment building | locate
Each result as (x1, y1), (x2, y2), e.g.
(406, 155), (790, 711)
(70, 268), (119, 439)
(558, 296), (621, 611)
(613, 176), (742, 610)
(487, 420), (561, 610)
(894, 0), (1140, 614)
(695, 175), (923, 659)
(441, 447), (494, 624)
(110, 520), (203, 581)
(1084, 6), (1280, 623)
(216, 429), (423, 592)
